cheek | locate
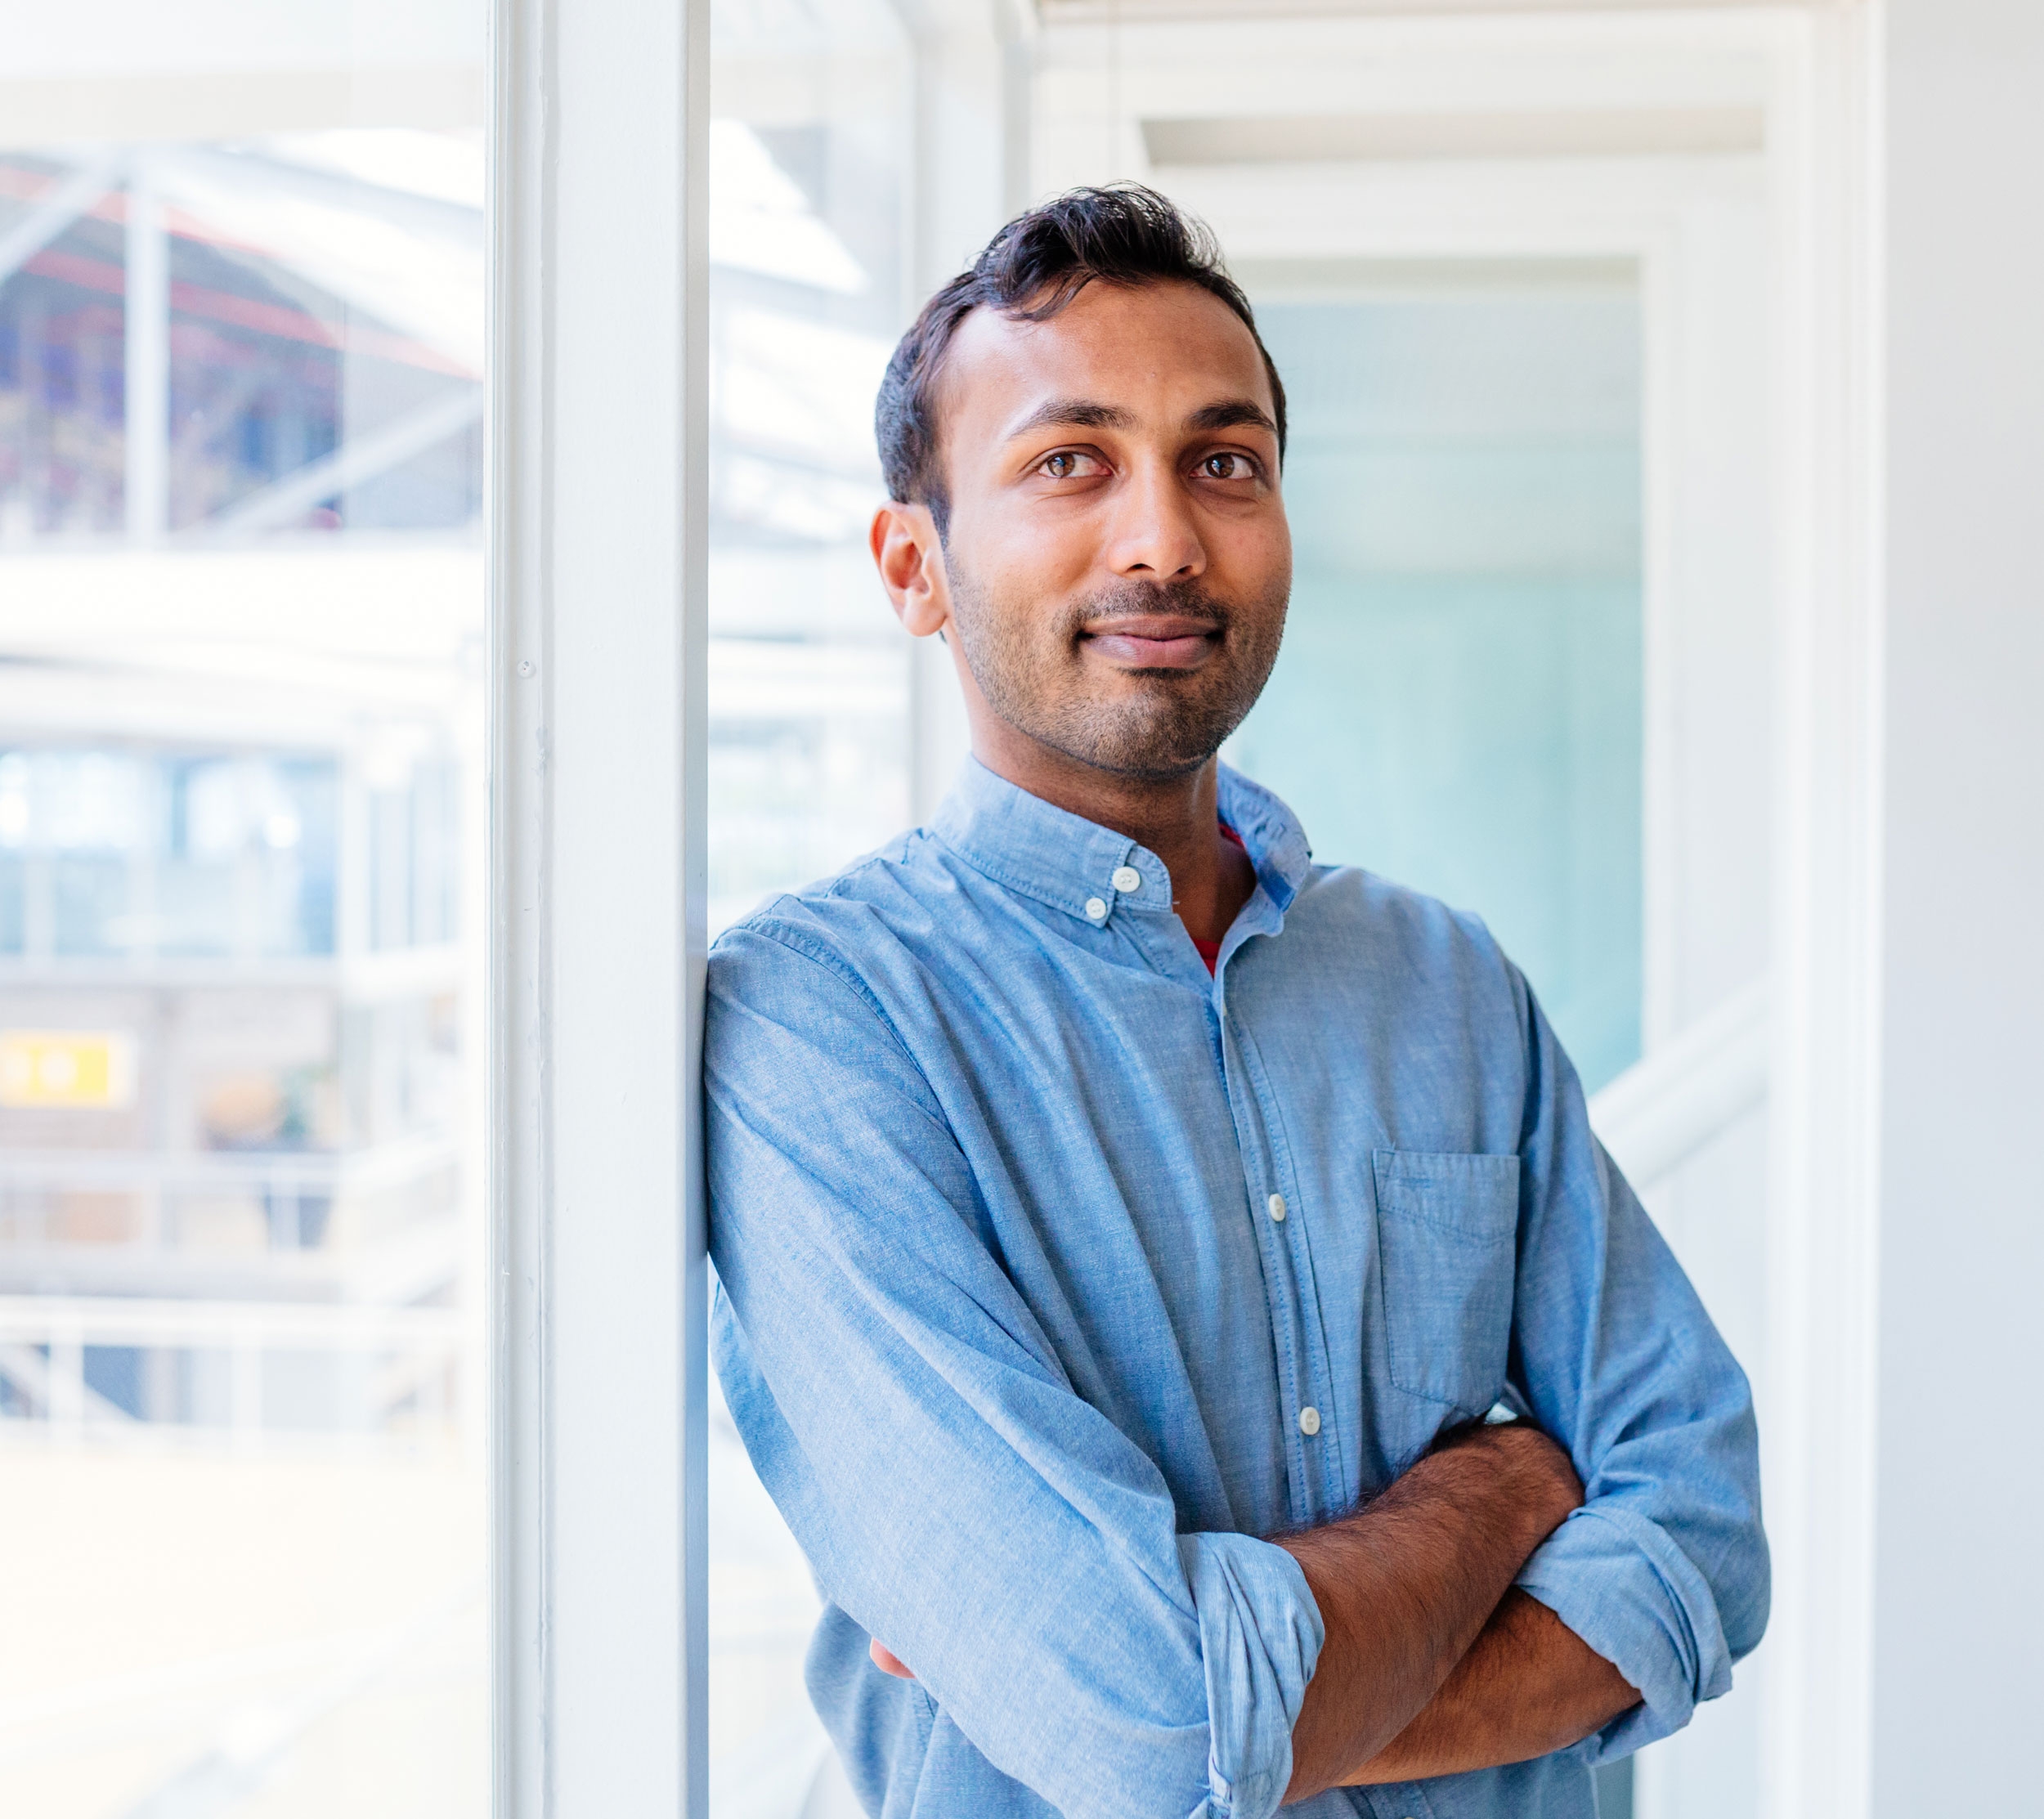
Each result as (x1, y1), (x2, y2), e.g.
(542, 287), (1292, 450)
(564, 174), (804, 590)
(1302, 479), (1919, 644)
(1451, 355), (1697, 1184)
(952, 552), (1092, 657)
(968, 495), (1104, 585)
(1206, 519), (1292, 614)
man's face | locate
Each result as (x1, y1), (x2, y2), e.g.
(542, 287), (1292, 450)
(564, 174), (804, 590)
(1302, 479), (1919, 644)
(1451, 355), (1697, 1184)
(908, 279), (1291, 782)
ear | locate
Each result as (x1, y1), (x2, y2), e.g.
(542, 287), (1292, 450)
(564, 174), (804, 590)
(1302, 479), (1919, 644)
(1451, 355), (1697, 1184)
(871, 501), (952, 638)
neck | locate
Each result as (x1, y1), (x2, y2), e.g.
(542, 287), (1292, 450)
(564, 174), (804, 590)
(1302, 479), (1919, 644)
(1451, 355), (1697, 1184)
(966, 711), (1257, 947)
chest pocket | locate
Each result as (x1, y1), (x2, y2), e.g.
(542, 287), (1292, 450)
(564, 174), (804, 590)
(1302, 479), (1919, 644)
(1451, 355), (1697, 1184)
(1372, 1148), (1521, 1416)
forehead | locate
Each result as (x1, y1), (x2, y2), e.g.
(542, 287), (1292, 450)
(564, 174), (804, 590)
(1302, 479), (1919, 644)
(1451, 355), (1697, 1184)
(939, 279), (1275, 434)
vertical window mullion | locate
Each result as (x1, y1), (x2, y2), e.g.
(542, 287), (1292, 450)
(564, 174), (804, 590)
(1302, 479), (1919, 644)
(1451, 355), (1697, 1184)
(490, 0), (710, 1812)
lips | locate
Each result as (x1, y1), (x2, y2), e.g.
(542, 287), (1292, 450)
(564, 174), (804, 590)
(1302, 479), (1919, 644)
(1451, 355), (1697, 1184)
(1079, 615), (1221, 671)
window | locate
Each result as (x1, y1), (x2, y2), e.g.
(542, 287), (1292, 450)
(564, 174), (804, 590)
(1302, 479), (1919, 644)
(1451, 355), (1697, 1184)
(0, 18), (488, 1813)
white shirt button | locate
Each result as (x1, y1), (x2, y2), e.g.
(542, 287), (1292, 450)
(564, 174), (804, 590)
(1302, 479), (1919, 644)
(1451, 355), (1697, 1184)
(1084, 897), (1108, 921)
(1267, 1193), (1287, 1222)
(1298, 1406), (1321, 1437)
(1111, 865), (1142, 894)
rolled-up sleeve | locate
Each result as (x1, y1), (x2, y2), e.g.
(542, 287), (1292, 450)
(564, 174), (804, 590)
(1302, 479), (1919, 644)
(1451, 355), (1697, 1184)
(707, 923), (1322, 1819)
(1179, 1534), (1324, 1817)
(1505, 979), (1771, 1762)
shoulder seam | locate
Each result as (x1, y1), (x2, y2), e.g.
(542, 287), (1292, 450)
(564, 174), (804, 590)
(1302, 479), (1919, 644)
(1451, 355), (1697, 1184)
(721, 918), (952, 1136)
(815, 846), (902, 901)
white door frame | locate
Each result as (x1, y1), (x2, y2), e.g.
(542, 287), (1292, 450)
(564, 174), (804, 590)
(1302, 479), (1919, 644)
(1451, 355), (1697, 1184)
(1759, 8), (1884, 1819)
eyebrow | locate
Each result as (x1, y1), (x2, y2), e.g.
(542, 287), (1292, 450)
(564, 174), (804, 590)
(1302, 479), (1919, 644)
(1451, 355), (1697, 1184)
(1002, 397), (1279, 441)
(1003, 398), (1136, 439)
(1187, 399), (1278, 435)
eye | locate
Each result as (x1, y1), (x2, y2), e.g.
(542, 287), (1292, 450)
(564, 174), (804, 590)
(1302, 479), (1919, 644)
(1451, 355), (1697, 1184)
(1038, 450), (1102, 480)
(1199, 451), (1256, 481)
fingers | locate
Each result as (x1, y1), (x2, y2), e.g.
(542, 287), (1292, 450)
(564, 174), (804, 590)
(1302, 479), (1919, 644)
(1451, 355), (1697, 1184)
(869, 1638), (917, 1680)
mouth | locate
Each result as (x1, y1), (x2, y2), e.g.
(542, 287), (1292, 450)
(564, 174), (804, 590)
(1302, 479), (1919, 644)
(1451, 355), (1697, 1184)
(1078, 613), (1223, 672)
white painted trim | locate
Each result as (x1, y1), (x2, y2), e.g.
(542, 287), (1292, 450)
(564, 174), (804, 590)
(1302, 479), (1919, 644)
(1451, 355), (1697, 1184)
(1037, 0), (1821, 20)
(489, 0), (710, 1812)
(1141, 106), (1768, 164)
(1636, 218), (1683, 1053)
(1759, 7), (1882, 1818)
(1590, 976), (1769, 1189)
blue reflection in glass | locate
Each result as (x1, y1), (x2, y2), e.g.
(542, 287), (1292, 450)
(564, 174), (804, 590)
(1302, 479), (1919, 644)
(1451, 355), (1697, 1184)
(1233, 284), (1643, 1091)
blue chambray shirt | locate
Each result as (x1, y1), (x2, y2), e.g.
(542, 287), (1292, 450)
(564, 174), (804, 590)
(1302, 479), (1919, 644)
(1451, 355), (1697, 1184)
(708, 759), (1767, 1819)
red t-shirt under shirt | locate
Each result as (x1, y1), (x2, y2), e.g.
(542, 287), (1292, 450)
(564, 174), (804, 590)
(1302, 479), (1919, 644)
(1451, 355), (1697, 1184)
(1191, 823), (1247, 974)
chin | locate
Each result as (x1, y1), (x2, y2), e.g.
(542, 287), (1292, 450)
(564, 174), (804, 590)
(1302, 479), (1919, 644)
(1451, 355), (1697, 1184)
(1060, 719), (1224, 781)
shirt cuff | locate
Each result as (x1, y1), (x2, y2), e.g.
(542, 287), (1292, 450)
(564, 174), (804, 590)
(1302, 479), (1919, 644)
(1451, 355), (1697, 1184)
(1514, 1503), (1733, 1763)
(1176, 1532), (1324, 1819)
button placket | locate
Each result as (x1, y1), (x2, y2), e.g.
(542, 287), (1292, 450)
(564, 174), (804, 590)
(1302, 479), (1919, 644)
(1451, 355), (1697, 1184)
(1252, 1163), (1337, 1506)
(1222, 1000), (1348, 1521)
(1214, 1025), (1334, 1529)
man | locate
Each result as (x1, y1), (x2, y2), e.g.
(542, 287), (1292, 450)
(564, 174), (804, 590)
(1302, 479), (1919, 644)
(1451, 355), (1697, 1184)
(708, 186), (1766, 1819)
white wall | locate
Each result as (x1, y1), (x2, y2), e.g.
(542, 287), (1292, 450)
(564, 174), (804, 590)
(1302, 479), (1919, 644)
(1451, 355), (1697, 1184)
(1875, 1), (2044, 1808)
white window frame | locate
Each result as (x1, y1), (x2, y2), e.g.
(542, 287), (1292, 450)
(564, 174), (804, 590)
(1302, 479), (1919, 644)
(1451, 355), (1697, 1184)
(488, 0), (711, 1812)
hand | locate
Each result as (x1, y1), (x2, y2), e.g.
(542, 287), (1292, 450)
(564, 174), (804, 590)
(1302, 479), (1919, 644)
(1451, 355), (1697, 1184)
(871, 1638), (917, 1679)
(1344, 1591), (1640, 1784)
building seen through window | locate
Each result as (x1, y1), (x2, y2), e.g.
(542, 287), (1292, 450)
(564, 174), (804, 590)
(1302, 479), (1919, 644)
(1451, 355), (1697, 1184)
(0, 64), (491, 1812)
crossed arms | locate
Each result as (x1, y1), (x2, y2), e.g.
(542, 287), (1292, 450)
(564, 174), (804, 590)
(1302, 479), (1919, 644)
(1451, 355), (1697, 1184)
(872, 1418), (1641, 1801)
(1271, 1421), (1635, 1797)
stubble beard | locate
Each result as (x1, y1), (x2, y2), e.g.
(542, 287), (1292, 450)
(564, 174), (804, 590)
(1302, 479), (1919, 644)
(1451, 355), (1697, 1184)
(944, 562), (1289, 783)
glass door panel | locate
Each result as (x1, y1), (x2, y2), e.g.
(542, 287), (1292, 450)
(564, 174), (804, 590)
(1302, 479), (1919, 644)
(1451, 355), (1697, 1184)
(1228, 267), (1645, 1091)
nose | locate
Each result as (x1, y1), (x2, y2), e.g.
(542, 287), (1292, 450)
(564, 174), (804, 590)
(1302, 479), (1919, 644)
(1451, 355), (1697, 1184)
(1104, 454), (1206, 583)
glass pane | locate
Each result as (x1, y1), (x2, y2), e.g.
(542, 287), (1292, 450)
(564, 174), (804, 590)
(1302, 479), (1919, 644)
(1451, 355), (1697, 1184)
(706, 0), (912, 1811)
(1229, 271), (1645, 1091)
(0, 15), (488, 1816)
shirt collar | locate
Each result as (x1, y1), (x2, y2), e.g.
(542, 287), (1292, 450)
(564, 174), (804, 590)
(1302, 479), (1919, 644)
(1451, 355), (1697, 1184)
(927, 757), (1313, 926)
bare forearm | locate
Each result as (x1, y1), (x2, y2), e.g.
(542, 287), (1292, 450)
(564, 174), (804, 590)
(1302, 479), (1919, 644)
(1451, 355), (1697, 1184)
(1279, 1426), (1580, 1803)
(1341, 1590), (1639, 1785)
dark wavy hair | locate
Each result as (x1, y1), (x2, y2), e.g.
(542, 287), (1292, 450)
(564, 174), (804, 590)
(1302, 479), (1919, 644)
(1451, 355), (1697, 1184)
(875, 184), (1287, 536)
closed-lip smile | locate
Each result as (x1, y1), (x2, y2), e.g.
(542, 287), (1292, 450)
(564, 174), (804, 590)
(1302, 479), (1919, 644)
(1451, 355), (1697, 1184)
(1078, 613), (1221, 670)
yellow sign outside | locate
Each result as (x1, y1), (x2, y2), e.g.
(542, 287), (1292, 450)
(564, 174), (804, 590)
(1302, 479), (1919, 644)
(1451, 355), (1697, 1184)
(0, 1030), (138, 1110)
